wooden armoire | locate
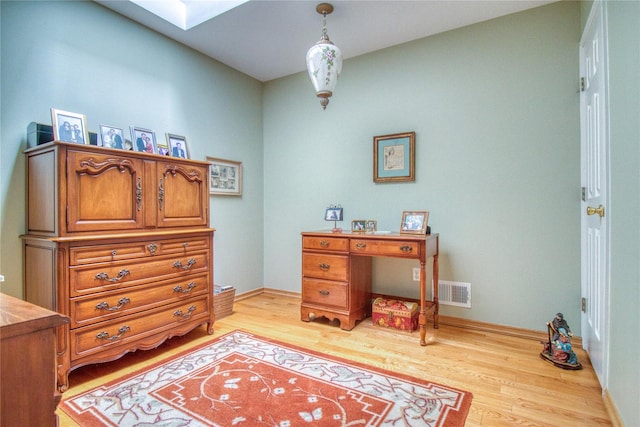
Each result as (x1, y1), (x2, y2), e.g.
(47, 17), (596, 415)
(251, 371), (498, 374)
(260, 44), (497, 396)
(22, 141), (215, 392)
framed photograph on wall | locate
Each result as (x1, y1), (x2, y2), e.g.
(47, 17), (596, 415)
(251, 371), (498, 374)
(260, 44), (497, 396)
(373, 131), (416, 183)
(99, 125), (125, 149)
(207, 156), (242, 196)
(51, 108), (88, 144)
(130, 126), (157, 154)
(351, 220), (366, 232)
(400, 210), (429, 234)
(166, 133), (189, 159)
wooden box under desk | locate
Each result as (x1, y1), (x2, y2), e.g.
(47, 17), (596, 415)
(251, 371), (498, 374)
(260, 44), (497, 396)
(301, 230), (439, 346)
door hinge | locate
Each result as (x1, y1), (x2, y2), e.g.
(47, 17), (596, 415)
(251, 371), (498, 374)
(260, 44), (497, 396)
(581, 187), (586, 202)
(581, 297), (587, 312)
(580, 77), (586, 92)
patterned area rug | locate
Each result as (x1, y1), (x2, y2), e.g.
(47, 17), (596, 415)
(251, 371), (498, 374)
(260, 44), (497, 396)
(60, 330), (472, 426)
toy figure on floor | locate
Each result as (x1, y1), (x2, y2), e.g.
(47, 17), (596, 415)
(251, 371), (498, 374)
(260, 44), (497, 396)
(540, 312), (582, 370)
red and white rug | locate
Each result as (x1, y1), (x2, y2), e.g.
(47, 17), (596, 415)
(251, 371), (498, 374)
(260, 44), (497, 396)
(61, 330), (472, 426)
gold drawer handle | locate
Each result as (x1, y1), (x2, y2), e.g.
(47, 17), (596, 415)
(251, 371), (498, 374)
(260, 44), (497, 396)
(173, 258), (196, 270)
(400, 245), (413, 253)
(96, 325), (130, 341)
(355, 242), (366, 249)
(95, 297), (130, 311)
(318, 263), (330, 271)
(173, 282), (197, 294)
(95, 269), (130, 282)
(319, 290), (330, 296)
(174, 305), (197, 318)
(136, 177), (142, 211)
(320, 240), (330, 248)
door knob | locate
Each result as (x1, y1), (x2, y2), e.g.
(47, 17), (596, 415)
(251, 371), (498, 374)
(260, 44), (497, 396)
(586, 204), (604, 218)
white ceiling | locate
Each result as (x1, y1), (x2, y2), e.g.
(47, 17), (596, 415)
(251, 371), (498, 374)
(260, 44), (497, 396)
(95, 0), (556, 82)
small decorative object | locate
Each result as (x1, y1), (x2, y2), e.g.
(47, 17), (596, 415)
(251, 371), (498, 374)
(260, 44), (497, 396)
(207, 156), (242, 196)
(166, 133), (189, 159)
(400, 210), (429, 234)
(157, 143), (170, 156)
(213, 285), (235, 319)
(99, 125), (125, 149)
(372, 297), (419, 332)
(373, 131), (416, 183)
(51, 108), (88, 144)
(540, 312), (582, 370)
(130, 126), (157, 154)
(351, 220), (366, 232)
(366, 220), (377, 233)
(306, 3), (343, 109)
(324, 204), (343, 233)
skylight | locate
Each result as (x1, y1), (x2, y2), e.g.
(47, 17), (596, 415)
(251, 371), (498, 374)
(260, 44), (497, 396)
(131, 0), (249, 30)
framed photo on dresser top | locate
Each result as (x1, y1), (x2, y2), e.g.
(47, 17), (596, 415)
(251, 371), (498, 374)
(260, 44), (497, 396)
(167, 133), (189, 159)
(51, 108), (88, 144)
(130, 126), (157, 154)
(99, 125), (125, 149)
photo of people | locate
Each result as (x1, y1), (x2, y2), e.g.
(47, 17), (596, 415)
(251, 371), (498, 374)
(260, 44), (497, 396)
(51, 109), (87, 144)
(130, 127), (157, 154)
(167, 134), (189, 159)
(100, 125), (125, 149)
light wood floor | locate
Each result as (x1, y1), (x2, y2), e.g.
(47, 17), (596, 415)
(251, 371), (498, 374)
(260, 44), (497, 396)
(58, 293), (612, 426)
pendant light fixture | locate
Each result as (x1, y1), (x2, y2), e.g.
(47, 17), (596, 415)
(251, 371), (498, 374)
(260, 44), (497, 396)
(306, 3), (343, 109)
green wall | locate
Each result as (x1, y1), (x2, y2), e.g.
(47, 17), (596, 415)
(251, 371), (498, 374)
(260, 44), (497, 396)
(0, 0), (265, 299)
(264, 1), (582, 333)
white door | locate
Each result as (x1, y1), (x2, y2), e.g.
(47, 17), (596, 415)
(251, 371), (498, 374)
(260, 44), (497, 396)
(580, 0), (609, 389)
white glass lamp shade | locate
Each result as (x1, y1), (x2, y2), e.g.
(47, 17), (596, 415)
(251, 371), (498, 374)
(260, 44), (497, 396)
(306, 40), (342, 109)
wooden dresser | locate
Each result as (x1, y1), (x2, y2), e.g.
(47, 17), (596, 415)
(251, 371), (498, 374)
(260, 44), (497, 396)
(301, 231), (439, 345)
(1, 292), (69, 427)
(22, 141), (215, 392)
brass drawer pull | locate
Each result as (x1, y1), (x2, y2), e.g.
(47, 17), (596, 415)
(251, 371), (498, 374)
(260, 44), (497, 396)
(95, 269), (130, 282)
(96, 325), (130, 341)
(174, 258), (196, 270)
(400, 245), (413, 253)
(319, 290), (330, 296)
(95, 297), (130, 311)
(318, 263), (330, 271)
(173, 282), (197, 294)
(147, 242), (158, 254)
(174, 305), (197, 318)
(355, 242), (366, 249)
(183, 242), (189, 249)
(136, 177), (142, 211)
(320, 240), (330, 248)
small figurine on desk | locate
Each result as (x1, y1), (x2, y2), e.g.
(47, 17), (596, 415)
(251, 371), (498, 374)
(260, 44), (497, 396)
(324, 204), (343, 233)
(540, 312), (582, 370)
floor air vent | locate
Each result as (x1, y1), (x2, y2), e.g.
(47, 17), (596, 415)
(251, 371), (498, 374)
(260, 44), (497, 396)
(433, 280), (471, 308)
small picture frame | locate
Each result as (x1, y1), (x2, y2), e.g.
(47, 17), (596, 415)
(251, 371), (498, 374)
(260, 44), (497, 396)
(324, 207), (343, 221)
(207, 156), (242, 196)
(99, 125), (125, 149)
(130, 126), (157, 154)
(373, 131), (416, 183)
(366, 220), (377, 233)
(400, 211), (429, 234)
(166, 133), (189, 159)
(157, 143), (170, 156)
(351, 220), (366, 232)
(51, 108), (88, 144)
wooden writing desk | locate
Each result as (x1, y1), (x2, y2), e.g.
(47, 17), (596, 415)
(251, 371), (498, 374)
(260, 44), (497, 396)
(301, 231), (439, 346)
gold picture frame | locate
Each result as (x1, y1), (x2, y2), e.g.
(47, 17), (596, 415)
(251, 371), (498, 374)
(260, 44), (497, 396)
(351, 220), (366, 232)
(51, 108), (88, 144)
(400, 211), (429, 234)
(373, 131), (416, 183)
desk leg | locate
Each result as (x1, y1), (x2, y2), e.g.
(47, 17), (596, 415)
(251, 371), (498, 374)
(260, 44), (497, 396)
(419, 260), (427, 346)
(433, 254), (439, 329)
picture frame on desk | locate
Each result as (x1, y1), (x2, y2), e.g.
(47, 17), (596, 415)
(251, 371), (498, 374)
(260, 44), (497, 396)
(207, 156), (242, 196)
(130, 126), (157, 154)
(351, 220), (366, 232)
(373, 131), (415, 183)
(51, 108), (88, 144)
(366, 220), (377, 233)
(166, 133), (189, 159)
(324, 207), (343, 221)
(400, 210), (429, 234)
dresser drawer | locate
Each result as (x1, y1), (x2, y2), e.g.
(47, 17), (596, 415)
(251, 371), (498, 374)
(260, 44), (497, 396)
(70, 296), (210, 360)
(302, 278), (347, 308)
(302, 236), (349, 252)
(69, 251), (210, 296)
(350, 239), (420, 258)
(70, 235), (210, 265)
(70, 273), (210, 328)
(302, 253), (348, 281)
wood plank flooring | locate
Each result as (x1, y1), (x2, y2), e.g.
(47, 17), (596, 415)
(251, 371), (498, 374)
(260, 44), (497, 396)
(57, 293), (611, 426)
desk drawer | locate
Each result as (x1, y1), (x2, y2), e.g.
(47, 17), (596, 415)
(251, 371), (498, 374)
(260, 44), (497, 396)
(302, 278), (347, 308)
(302, 236), (349, 252)
(302, 253), (348, 281)
(350, 239), (420, 258)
